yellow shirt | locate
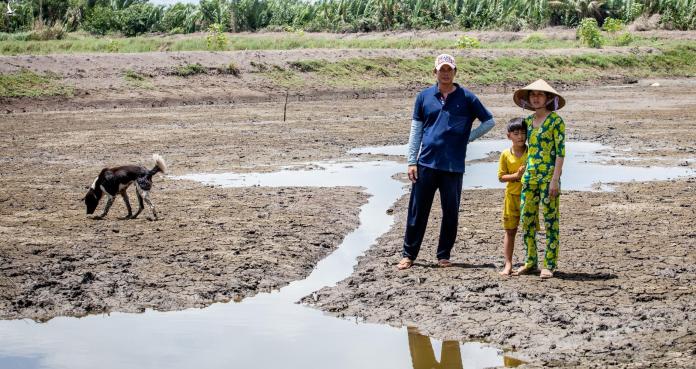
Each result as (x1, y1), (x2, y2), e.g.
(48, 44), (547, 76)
(498, 147), (528, 195)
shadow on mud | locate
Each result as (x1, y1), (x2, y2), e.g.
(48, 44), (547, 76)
(553, 271), (618, 281)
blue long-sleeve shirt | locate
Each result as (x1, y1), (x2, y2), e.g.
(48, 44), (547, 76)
(407, 84), (495, 172)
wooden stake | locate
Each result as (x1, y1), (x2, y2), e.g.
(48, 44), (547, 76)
(283, 89), (289, 122)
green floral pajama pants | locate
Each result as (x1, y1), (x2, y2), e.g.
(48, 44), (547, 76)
(520, 181), (560, 271)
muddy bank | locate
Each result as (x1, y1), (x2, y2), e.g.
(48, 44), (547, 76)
(304, 179), (696, 367)
(0, 98), (370, 321)
(0, 176), (367, 320)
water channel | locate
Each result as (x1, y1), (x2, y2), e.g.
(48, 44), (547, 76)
(0, 140), (692, 369)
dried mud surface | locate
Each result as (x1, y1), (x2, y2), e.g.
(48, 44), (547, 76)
(1, 48), (695, 367)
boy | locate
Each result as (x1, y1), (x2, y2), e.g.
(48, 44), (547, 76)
(497, 118), (527, 276)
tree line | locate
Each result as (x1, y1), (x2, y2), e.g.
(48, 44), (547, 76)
(1, 0), (694, 36)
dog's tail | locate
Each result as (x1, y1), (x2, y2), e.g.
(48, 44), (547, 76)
(148, 154), (167, 178)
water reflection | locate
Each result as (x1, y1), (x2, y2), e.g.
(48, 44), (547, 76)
(407, 327), (524, 369)
(408, 327), (464, 369)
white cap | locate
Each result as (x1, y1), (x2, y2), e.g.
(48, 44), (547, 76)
(435, 54), (456, 70)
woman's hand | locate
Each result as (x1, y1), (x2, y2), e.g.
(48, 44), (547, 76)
(549, 178), (560, 197)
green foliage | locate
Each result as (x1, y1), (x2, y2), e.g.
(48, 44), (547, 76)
(118, 3), (163, 36)
(83, 5), (118, 35)
(615, 31), (634, 46)
(458, 35), (480, 48)
(577, 17), (604, 48)
(161, 3), (201, 33)
(278, 46), (696, 88)
(659, 0), (696, 30)
(0, 69), (73, 97)
(206, 23), (227, 50)
(123, 68), (153, 88)
(106, 39), (119, 52)
(4, 0), (696, 37)
(0, 1), (34, 32)
(289, 60), (322, 72)
(602, 17), (624, 32)
(200, 0), (231, 30)
(524, 33), (547, 44)
(175, 63), (206, 76)
(124, 69), (144, 81)
(27, 22), (66, 40)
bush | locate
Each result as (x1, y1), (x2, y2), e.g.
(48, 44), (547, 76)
(524, 33), (547, 44)
(206, 23), (227, 50)
(660, 4), (696, 30)
(119, 3), (163, 37)
(124, 69), (145, 81)
(458, 35), (480, 49)
(615, 32), (634, 46)
(577, 18), (604, 48)
(83, 5), (118, 35)
(161, 3), (201, 34)
(225, 62), (240, 76)
(106, 39), (119, 53)
(27, 21), (65, 41)
(289, 60), (322, 72)
(175, 63), (206, 76)
(602, 17), (624, 33)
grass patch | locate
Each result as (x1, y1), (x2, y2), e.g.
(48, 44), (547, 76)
(1, 32), (695, 55)
(275, 46), (696, 88)
(0, 69), (73, 97)
(123, 69), (154, 89)
(174, 63), (206, 77)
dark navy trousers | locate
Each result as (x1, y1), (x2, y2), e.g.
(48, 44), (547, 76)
(403, 165), (463, 261)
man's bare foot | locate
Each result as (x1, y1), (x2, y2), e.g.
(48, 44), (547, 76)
(437, 259), (453, 268)
(499, 262), (513, 276)
(540, 269), (554, 279)
(397, 258), (413, 270)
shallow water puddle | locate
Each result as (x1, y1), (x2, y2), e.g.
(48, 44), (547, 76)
(351, 140), (694, 191)
(1, 140), (692, 369)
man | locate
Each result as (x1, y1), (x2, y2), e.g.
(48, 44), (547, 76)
(397, 53), (495, 270)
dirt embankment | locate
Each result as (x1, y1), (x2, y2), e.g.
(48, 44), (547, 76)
(0, 43), (673, 114)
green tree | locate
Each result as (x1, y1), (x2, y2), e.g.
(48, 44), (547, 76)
(118, 2), (163, 36)
(82, 4), (118, 34)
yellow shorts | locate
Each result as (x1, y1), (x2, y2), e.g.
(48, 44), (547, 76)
(502, 193), (521, 230)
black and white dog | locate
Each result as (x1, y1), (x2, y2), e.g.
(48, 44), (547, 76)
(84, 154), (167, 220)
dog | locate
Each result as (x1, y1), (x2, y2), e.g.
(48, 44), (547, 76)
(84, 154), (167, 220)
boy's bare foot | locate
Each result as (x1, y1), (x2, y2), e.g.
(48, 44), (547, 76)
(540, 269), (554, 279)
(512, 265), (538, 276)
(499, 263), (513, 276)
(397, 258), (413, 270)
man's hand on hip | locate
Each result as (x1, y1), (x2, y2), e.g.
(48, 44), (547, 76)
(407, 165), (418, 183)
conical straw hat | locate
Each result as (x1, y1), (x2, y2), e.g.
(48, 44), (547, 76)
(513, 79), (566, 111)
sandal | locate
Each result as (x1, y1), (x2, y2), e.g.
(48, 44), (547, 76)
(540, 269), (554, 279)
(512, 265), (538, 276)
(397, 258), (413, 270)
(437, 259), (453, 268)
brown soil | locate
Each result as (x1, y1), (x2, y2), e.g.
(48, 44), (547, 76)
(0, 47), (695, 367)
